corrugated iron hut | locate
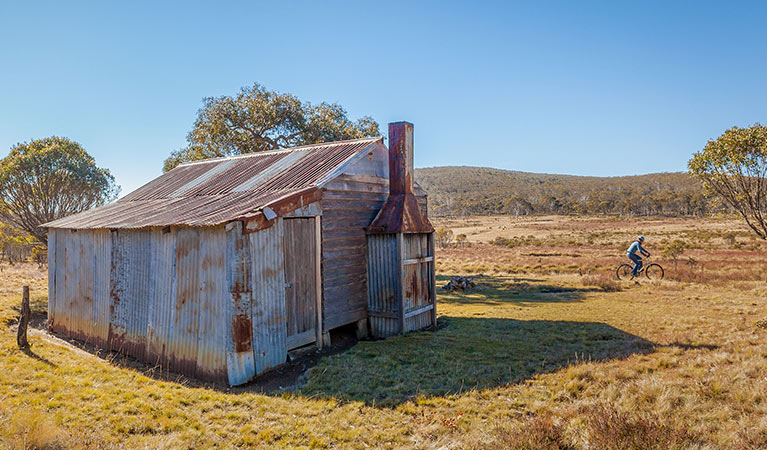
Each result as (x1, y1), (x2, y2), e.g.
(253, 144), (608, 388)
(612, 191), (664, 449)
(43, 121), (435, 385)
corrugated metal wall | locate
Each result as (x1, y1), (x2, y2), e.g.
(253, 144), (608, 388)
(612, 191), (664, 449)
(109, 229), (151, 359)
(49, 219), (303, 385)
(226, 221), (256, 385)
(92, 230), (112, 345)
(197, 229), (228, 380)
(248, 220), (288, 375)
(47, 229), (109, 346)
(403, 233), (436, 333)
(48, 226), (230, 382)
(367, 232), (435, 337)
(366, 234), (401, 337)
(146, 227), (176, 368)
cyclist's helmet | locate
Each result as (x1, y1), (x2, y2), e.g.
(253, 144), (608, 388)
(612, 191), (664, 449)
(637, 235), (645, 242)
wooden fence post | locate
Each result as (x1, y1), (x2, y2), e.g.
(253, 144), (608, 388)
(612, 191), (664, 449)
(17, 286), (30, 348)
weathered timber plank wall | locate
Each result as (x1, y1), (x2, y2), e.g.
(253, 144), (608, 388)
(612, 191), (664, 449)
(320, 174), (387, 330)
(320, 171), (427, 331)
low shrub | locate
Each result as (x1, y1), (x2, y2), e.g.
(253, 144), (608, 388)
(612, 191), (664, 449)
(581, 274), (622, 292)
(585, 404), (699, 449)
(490, 415), (574, 450)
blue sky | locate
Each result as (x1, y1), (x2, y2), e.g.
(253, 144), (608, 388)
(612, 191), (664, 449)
(1, 1), (766, 194)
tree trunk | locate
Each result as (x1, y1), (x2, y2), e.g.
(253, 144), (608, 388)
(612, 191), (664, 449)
(17, 286), (30, 348)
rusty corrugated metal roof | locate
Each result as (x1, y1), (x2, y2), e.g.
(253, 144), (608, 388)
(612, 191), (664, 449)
(44, 137), (382, 229)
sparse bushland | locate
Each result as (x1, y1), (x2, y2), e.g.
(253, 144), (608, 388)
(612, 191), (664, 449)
(1, 216), (766, 448)
(416, 167), (728, 217)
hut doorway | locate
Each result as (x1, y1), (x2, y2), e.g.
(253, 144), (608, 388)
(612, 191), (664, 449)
(283, 217), (321, 350)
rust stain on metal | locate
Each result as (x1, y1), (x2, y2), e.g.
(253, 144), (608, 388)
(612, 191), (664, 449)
(166, 355), (199, 379)
(230, 229), (251, 293)
(241, 188), (322, 233)
(232, 314), (253, 353)
(195, 366), (228, 383)
(367, 194), (434, 234)
(108, 325), (126, 352)
(260, 266), (281, 279)
(50, 322), (69, 336)
(368, 122), (433, 234)
(243, 213), (274, 233)
(409, 270), (420, 303)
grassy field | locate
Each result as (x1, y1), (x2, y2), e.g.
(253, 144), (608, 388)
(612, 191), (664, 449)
(1, 215), (766, 449)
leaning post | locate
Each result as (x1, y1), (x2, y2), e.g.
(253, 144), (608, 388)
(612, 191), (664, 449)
(17, 286), (30, 348)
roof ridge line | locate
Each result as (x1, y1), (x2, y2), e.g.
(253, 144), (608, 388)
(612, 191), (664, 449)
(177, 136), (383, 167)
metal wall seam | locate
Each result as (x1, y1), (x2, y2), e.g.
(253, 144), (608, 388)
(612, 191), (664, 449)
(47, 229), (57, 328)
(146, 227), (177, 368)
(249, 220), (288, 375)
(65, 230), (81, 340)
(196, 227), (228, 381)
(52, 229), (68, 335)
(169, 228), (201, 376)
(92, 230), (111, 346)
(108, 230), (124, 351)
(226, 221), (256, 385)
(82, 229), (95, 342)
(108, 230), (149, 358)
(128, 230), (151, 359)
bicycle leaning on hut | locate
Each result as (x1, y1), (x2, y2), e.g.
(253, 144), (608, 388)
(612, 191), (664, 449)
(616, 257), (664, 281)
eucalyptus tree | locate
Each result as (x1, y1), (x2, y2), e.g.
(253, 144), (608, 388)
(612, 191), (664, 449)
(0, 137), (119, 245)
(689, 124), (767, 239)
(164, 83), (379, 171)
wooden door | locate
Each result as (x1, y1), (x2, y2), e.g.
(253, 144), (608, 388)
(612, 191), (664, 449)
(283, 218), (319, 350)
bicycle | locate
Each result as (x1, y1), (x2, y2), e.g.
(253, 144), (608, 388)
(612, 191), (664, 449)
(616, 257), (664, 280)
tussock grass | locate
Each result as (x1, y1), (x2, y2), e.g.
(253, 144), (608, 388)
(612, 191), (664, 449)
(1, 216), (766, 448)
(581, 273), (622, 292)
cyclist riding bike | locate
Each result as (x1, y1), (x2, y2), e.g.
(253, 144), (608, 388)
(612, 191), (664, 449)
(626, 235), (650, 278)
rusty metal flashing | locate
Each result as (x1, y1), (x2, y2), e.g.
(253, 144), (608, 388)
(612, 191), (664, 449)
(366, 194), (434, 233)
(241, 187), (323, 233)
(368, 122), (433, 234)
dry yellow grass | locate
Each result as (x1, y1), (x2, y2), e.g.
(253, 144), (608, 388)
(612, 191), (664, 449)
(0, 216), (765, 448)
(434, 214), (755, 244)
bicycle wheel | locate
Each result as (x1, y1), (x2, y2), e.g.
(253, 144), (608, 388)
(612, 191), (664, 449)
(616, 264), (633, 280)
(645, 263), (664, 280)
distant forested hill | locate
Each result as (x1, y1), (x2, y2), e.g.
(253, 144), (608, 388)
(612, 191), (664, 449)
(415, 166), (725, 217)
